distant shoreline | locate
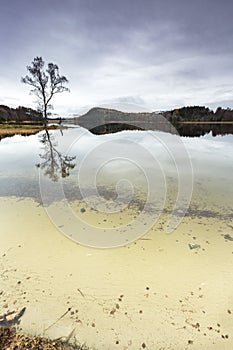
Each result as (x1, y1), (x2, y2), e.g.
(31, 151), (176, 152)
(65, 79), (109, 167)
(179, 121), (233, 124)
(1, 104), (233, 138)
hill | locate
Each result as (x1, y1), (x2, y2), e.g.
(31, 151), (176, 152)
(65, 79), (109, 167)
(0, 105), (43, 124)
(75, 107), (176, 134)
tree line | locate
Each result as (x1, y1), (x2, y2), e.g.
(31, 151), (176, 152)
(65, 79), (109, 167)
(163, 106), (233, 122)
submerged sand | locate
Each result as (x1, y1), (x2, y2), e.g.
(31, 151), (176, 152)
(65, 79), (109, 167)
(0, 189), (233, 349)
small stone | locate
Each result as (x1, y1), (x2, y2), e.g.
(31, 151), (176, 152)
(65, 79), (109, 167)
(224, 234), (233, 241)
(189, 243), (201, 250)
(110, 308), (116, 315)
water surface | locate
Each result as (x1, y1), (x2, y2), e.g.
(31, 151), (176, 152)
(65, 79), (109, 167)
(0, 127), (233, 349)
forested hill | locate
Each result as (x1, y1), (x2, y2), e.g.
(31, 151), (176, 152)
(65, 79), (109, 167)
(162, 106), (233, 123)
(76, 107), (153, 128)
(0, 105), (43, 123)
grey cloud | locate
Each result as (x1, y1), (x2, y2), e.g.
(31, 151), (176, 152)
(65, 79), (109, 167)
(205, 100), (233, 111)
(1, 0), (233, 112)
(114, 96), (146, 106)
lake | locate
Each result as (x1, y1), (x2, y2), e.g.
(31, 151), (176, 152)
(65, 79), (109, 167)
(0, 126), (233, 349)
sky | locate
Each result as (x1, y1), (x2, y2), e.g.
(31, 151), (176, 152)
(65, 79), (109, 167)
(0, 0), (233, 116)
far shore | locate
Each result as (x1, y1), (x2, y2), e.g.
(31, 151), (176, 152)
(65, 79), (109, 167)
(179, 121), (233, 124)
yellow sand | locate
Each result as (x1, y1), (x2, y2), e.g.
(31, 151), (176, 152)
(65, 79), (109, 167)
(0, 196), (233, 349)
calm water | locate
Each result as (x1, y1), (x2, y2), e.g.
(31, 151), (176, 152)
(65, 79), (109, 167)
(0, 127), (232, 224)
(0, 127), (233, 349)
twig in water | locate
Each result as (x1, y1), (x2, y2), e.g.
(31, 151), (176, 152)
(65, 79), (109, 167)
(77, 288), (85, 298)
(44, 308), (71, 332)
(65, 327), (76, 343)
(53, 327), (76, 344)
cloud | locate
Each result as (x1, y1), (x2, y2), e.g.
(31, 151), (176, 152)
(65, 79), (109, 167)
(1, 0), (233, 114)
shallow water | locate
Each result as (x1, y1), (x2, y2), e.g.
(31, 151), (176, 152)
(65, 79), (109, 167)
(0, 128), (233, 349)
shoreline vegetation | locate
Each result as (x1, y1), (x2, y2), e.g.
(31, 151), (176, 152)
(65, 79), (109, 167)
(0, 307), (89, 349)
(0, 327), (89, 350)
(0, 124), (64, 139)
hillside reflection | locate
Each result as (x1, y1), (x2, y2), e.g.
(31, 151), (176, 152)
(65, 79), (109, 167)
(88, 122), (233, 137)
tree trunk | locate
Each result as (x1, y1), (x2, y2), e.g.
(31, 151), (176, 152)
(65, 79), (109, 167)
(43, 97), (48, 126)
(44, 106), (47, 126)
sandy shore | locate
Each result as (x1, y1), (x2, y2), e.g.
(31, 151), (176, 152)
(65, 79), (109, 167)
(0, 193), (233, 349)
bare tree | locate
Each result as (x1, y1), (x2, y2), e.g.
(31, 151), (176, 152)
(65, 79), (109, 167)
(21, 56), (69, 125)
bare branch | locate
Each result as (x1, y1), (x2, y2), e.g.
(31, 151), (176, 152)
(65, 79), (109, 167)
(21, 56), (69, 124)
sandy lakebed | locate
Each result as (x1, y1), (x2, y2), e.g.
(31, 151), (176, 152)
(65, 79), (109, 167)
(0, 189), (233, 349)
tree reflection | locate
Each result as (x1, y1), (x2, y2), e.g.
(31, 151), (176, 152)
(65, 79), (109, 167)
(36, 130), (76, 181)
